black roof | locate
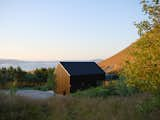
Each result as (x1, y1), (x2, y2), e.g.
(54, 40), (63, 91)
(60, 62), (105, 76)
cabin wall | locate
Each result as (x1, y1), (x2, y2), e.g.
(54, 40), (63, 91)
(55, 64), (70, 95)
(70, 74), (105, 92)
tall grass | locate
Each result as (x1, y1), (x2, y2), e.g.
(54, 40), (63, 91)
(0, 93), (159, 120)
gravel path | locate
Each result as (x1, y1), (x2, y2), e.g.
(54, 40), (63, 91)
(0, 90), (54, 99)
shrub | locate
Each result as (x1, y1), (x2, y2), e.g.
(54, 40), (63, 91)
(72, 87), (111, 98)
(113, 76), (139, 96)
(123, 25), (160, 93)
(73, 79), (138, 98)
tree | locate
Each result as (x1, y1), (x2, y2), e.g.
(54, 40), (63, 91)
(34, 68), (48, 82)
(123, 26), (160, 92)
(135, 0), (160, 35)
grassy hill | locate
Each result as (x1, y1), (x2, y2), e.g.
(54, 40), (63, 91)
(98, 25), (160, 74)
(98, 45), (134, 73)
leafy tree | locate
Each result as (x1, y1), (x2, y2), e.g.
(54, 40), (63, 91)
(0, 67), (55, 89)
(123, 26), (160, 93)
(14, 67), (26, 82)
(34, 68), (48, 82)
(24, 73), (37, 83)
(135, 0), (160, 35)
(0, 68), (12, 85)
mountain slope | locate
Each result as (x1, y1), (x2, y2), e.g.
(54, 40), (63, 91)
(99, 26), (160, 74)
(98, 43), (135, 73)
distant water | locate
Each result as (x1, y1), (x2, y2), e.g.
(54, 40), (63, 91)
(0, 62), (58, 71)
(0, 59), (102, 71)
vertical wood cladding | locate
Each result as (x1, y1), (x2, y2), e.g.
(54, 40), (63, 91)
(55, 64), (70, 95)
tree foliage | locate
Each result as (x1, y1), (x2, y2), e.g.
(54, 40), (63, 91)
(135, 0), (160, 35)
(0, 67), (55, 89)
(123, 25), (160, 92)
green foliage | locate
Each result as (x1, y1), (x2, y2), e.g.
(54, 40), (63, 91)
(0, 67), (55, 89)
(135, 0), (160, 36)
(72, 87), (113, 98)
(113, 76), (139, 96)
(33, 68), (56, 91)
(123, 26), (160, 93)
(9, 81), (18, 96)
(34, 68), (48, 82)
(73, 79), (138, 98)
(45, 68), (56, 90)
(136, 94), (160, 115)
(34, 86), (49, 91)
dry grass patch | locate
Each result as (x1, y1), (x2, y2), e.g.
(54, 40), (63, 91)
(0, 93), (159, 120)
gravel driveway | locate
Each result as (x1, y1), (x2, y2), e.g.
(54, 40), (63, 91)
(0, 90), (54, 99)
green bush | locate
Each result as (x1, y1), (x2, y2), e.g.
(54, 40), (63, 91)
(72, 87), (111, 98)
(113, 76), (139, 96)
(123, 25), (160, 93)
(73, 79), (138, 98)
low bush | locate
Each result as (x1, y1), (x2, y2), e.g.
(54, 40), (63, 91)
(113, 76), (139, 96)
(73, 78), (139, 98)
(72, 87), (112, 98)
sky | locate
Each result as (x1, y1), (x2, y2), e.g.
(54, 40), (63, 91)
(0, 0), (145, 61)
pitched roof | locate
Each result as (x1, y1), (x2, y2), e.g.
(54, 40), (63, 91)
(60, 62), (105, 76)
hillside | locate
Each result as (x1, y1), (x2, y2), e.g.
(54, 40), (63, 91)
(98, 42), (136, 73)
(99, 25), (160, 74)
(98, 46), (132, 73)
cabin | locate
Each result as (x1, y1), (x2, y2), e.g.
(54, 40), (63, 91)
(55, 62), (105, 95)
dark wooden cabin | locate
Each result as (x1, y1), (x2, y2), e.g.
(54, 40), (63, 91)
(55, 62), (105, 95)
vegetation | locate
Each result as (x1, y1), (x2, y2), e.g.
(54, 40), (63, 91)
(73, 79), (138, 98)
(0, 67), (55, 90)
(0, 92), (160, 120)
(135, 0), (160, 36)
(123, 25), (160, 93)
(0, 1), (160, 120)
(72, 86), (115, 98)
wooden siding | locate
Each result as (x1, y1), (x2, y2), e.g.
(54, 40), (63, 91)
(55, 64), (70, 95)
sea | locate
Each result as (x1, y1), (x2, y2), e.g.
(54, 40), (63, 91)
(0, 62), (58, 71)
(0, 59), (101, 71)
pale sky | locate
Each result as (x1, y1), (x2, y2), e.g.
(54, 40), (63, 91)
(0, 0), (144, 61)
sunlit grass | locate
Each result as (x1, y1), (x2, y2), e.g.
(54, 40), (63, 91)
(0, 92), (159, 120)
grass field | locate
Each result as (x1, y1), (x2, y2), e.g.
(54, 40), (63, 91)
(0, 92), (160, 120)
